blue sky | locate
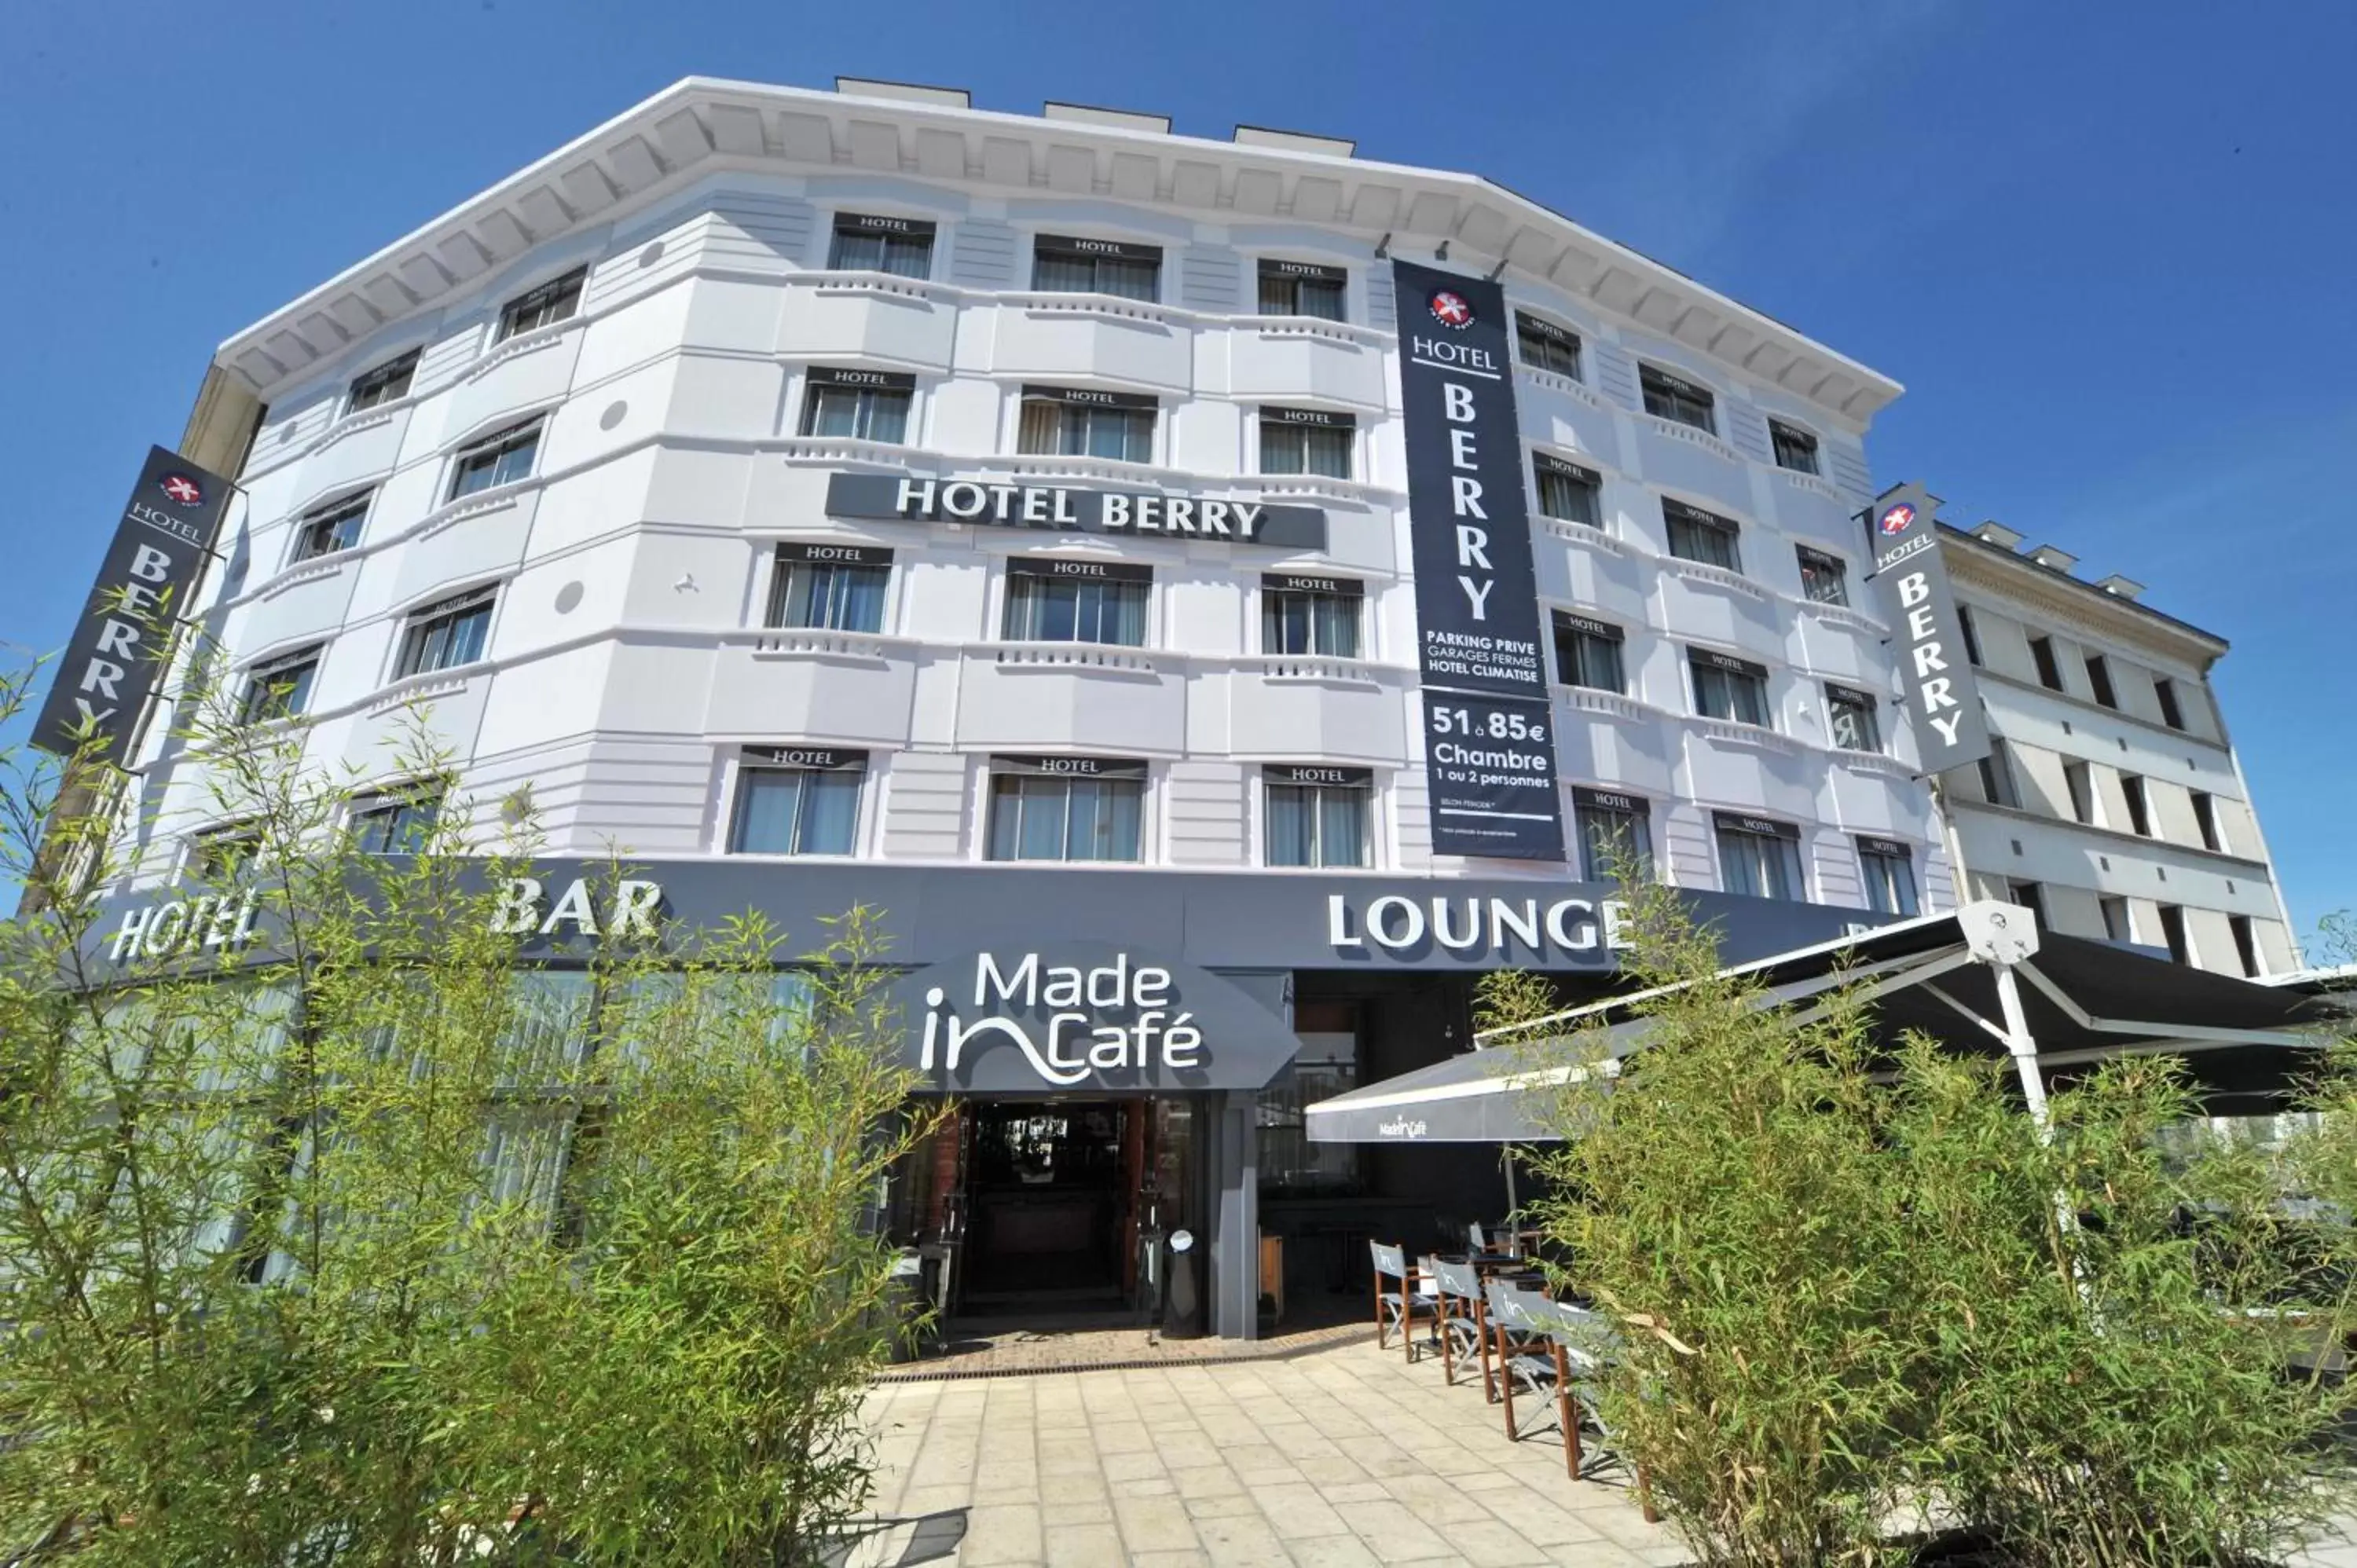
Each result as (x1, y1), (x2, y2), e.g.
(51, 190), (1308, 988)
(2, 2), (2351, 936)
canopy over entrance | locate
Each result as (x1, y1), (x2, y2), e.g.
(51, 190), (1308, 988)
(1306, 902), (2341, 1145)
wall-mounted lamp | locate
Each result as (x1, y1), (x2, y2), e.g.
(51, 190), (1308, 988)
(1372, 232), (1391, 260)
(1434, 240), (1450, 261)
(1485, 257), (1508, 281)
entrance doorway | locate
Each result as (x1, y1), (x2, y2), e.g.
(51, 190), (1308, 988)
(959, 1101), (1138, 1310)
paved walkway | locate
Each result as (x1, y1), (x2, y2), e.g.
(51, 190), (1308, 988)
(852, 1335), (1680, 1566)
(849, 1334), (2357, 1568)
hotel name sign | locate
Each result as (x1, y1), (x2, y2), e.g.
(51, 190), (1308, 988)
(824, 473), (1328, 550)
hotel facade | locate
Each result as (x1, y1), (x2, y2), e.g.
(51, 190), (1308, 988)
(82, 76), (1952, 1336)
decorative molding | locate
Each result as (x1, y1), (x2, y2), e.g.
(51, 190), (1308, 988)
(981, 641), (1164, 676)
(1519, 365), (1606, 410)
(1637, 412), (1743, 465)
(463, 318), (581, 383)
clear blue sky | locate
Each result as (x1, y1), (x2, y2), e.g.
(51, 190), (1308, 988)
(3, 2), (2351, 938)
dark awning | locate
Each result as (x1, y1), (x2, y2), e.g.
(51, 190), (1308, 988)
(1307, 903), (2344, 1143)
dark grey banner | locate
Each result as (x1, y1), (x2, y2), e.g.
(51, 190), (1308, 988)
(1393, 260), (1563, 861)
(1864, 482), (1992, 777)
(34, 446), (234, 768)
(824, 472), (1325, 551)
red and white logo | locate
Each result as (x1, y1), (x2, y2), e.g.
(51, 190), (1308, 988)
(1428, 289), (1474, 328)
(159, 474), (204, 507)
(1877, 502), (1916, 536)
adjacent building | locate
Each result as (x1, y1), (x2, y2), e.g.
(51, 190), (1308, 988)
(1934, 522), (2298, 977)
(82, 75), (1952, 1335)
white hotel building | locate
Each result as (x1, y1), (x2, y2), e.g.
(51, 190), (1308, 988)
(108, 76), (1952, 1333)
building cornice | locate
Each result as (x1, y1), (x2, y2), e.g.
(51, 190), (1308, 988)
(1937, 525), (2228, 663)
(211, 77), (1902, 426)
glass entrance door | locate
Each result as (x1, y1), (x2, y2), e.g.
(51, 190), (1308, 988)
(960, 1101), (1134, 1310)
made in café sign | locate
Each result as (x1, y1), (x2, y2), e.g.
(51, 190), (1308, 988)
(826, 473), (1327, 551)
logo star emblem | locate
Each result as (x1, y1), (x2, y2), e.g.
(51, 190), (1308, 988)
(160, 474), (203, 506)
(1429, 290), (1474, 328)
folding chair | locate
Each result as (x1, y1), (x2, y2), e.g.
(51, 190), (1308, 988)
(1496, 1285), (1658, 1520)
(1430, 1256), (1497, 1399)
(1369, 1240), (1438, 1362)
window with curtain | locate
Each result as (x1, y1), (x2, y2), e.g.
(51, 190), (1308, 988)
(1534, 457), (1602, 526)
(1031, 235), (1162, 301)
(1690, 651), (1770, 726)
(1016, 390), (1156, 463)
(1259, 411), (1354, 478)
(1825, 684), (1882, 753)
(1715, 816), (1806, 901)
(986, 764), (1146, 862)
(496, 267), (585, 341)
(827, 213), (936, 277)
(448, 418), (543, 500)
(346, 349), (419, 412)
(1640, 364), (1716, 432)
(1574, 790), (1655, 882)
(395, 587), (495, 676)
(293, 492), (370, 561)
(1003, 566), (1149, 646)
(1769, 419), (1821, 474)
(1552, 612), (1626, 694)
(1256, 259), (1347, 321)
(768, 545), (890, 632)
(1797, 546), (1849, 606)
(1664, 501), (1742, 571)
(1858, 839), (1919, 917)
(352, 787), (443, 854)
(728, 757), (863, 855)
(1261, 577), (1362, 658)
(237, 644), (323, 725)
(1265, 770), (1371, 867)
(1516, 313), (1583, 379)
(799, 374), (911, 442)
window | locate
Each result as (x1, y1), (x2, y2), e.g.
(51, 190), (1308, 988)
(1257, 259), (1346, 321)
(1003, 561), (1149, 646)
(352, 787), (443, 855)
(799, 368), (912, 443)
(2154, 677), (2187, 731)
(2029, 636), (2065, 691)
(1261, 573), (1362, 658)
(1824, 684), (1882, 753)
(728, 749), (864, 855)
(1259, 408), (1354, 478)
(1260, 1009), (1360, 1195)
(2190, 790), (2223, 853)
(1769, 419), (1820, 475)
(768, 544), (891, 632)
(395, 587), (495, 677)
(1714, 814), (1806, 902)
(1690, 650), (1771, 727)
(1264, 766), (1371, 868)
(2121, 774), (2153, 837)
(2100, 896), (2135, 944)
(2007, 879), (2048, 929)
(190, 829), (261, 882)
(496, 267), (585, 342)
(1554, 612), (1626, 694)
(1796, 547), (1849, 607)
(2229, 914), (2262, 978)
(1639, 364), (1715, 433)
(987, 757), (1145, 863)
(827, 212), (935, 278)
(291, 492), (369, 562)
(1857, 838), (1919, 918)
(1534, 456), (1602, 526)
(2064, 760), (2096, 825)
(1017, 385), (1156, 463)
(1032, 233), (1161, 301)
(1957, 603), (1985, 667)
(1574, 788), (1654, 882)
(1978, 738), (2021, 808)
(346, 349), (419, 413)
(237, 645), (322, 725)
(2085, 653), (2117, 709)
(447, 418), (542, 500)
(1664, 500), (1741, 571)
(2155, 903), (2192, 965)
(1516, 313), (1583, 379)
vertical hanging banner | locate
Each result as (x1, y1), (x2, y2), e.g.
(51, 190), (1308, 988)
(32, 447), (235, 769)
(1864, 482), (1992, 777)
(1392, 260), (1564, 860)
